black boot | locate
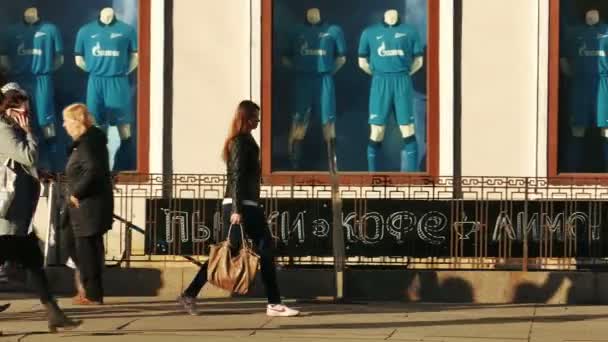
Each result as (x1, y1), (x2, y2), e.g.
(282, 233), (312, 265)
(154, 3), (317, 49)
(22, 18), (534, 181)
(43, 300), (82, 333)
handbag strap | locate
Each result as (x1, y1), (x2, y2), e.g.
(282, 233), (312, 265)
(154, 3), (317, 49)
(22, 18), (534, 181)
(226, 223), (250, 249)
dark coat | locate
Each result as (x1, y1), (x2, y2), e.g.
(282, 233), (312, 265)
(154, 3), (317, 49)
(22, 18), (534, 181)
(224, 134), (261, 214)
(65, 126), (113, 237)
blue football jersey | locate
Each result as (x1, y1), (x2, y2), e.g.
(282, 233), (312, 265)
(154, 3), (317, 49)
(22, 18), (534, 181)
(0, 21), (63, 75)
(566, 24), (608, 76)
(287, 23), (346, 73)
(358, 23), (423, 74)
(75, 19), (137, 77)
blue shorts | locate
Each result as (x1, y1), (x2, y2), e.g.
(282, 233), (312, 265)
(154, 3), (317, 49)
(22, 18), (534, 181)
(15, 74), (55, 127)
(369, 73), (414, 126)
(86, 76), (133, 127)
(597, 77), (608, 128)
(570, 75), (608, 128)
(294, 73), (335, 125)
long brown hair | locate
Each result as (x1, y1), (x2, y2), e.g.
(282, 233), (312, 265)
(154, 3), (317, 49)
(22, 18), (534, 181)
(221, 100), (260, 162)
(0, 90), (29, 115)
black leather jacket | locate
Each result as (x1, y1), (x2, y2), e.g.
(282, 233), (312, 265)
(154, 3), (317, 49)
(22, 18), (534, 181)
(224, 134), (260, 214)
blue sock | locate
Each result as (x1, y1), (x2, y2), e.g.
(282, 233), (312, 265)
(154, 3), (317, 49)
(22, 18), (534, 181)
(290, 139), (303, 170)
(45, 137), (58, 172)
(603, 139), (608, 172)
(113, 138), (136, 171)
(367, 140), (382, 172)
(401, 136), (418, 172)
(565, 136), (584, 172)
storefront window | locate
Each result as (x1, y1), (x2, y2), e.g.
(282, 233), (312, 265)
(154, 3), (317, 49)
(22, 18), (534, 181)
(269, 0), (432, 174)
(0, 0), (142, 172)
(557, 0), (608, 173)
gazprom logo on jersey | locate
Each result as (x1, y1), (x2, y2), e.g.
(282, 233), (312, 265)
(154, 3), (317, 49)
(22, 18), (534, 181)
(579, 43), (607, 57)
(92, 42), (120, 57)
(17, 43), (42, 56)
(377, 42), (404, 57)
(299, 42), (326, 56)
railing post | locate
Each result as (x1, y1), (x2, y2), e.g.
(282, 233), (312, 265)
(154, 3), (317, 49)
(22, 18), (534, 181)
(523, 177), (529, 272)
(328, 138), (345, 301)
(124, 222), (132, 268)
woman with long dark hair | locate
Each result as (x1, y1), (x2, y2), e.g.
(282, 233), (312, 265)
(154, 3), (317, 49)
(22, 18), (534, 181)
(177, 100), (299, 317)
(0, 83), (81, 332)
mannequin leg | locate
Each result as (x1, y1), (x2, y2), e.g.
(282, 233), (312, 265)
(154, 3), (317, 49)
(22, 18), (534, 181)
(321, 74), (338, 173)
(288, 115), (309, 170)
(394, 73), (417, 172)
(41, 124), (58, 171)
(566, 126), (586, 172)
(400, 124), (417, 172)
(323, 123), (337, 173)
(368, 125), (385, 172)
(601, 128), (608, 172)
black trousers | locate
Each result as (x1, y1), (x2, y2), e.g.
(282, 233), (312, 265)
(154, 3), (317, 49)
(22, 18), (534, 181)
(0, 234), (53, 304)
(183, 204), (282, 304)
(75, 234), (105, 302)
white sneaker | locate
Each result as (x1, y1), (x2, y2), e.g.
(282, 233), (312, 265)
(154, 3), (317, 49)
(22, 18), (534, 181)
(266, 304), (300, 317)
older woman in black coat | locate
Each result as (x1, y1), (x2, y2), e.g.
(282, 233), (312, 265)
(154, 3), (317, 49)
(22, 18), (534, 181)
(63, 103), (113, 305)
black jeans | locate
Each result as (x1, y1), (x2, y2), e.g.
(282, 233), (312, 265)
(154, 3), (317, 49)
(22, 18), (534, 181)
(0, 234), (53, 304)
(183, 204), (281, 304)
(75, 234), (105, 302)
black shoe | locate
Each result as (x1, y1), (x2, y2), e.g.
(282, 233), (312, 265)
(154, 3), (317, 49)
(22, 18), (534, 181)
(43, 301), (82, 333)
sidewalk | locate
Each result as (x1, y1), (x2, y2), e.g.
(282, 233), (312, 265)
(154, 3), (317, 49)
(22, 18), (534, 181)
(1, 295), (607, 341)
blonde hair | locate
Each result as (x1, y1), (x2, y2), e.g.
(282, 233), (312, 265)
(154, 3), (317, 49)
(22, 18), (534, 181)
(63, 103), (95, 128)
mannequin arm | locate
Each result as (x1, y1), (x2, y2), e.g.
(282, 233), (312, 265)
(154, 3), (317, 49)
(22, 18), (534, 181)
(410, 56), (423, 75)
(281, 56), (293, 68)
(333, 56), (346, 74)
(358, 57), (372, 75)
(75, 55), (87, 71)
(128, 52), (139, 74)
(53, 55), (64, 71)
(560, 57), (572, 77)
(0, 56), (10, 71)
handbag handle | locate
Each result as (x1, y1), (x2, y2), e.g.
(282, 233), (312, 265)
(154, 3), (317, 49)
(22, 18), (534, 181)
(225, 223), (250, 249)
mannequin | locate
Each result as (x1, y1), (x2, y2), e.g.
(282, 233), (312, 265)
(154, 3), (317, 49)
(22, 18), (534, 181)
(0, 6), (64, 171)
(358, 9), (424, 172)
(282, 8), (347, 169)
(561, 9), (608, 171)
(74, 7), (139, 170)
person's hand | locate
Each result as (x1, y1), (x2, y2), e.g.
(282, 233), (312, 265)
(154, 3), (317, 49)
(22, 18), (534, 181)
(230, 213), (242, 225)
(13, 112), (31, 133)
(69, 195), (80, 208)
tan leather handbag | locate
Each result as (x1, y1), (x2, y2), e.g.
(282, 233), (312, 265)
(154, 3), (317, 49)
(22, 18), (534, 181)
(207, 224), (260, 294)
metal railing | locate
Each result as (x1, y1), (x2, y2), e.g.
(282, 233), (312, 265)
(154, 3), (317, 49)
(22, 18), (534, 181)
(43, 175), (608, 271)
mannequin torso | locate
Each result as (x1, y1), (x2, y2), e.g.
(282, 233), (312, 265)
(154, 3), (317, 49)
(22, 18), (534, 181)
(358, 10), (424, 76)
(0, 7), (63, 73)
(561, 9), (608, 137)
(282, 8), (346, 74)
(74, 8), (138, 75)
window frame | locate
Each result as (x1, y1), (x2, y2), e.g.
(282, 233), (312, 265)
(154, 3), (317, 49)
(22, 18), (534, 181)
(260, 0), (440, 186)
(547, 0), (608, 182)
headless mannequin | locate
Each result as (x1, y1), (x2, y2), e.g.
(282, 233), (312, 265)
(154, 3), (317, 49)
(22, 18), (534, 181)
(561, 9), (608, 139)
(561, 9), (608, 172)
(75, 7), (138, 140)
(358, 10), (423, 171)
(284, 8), (346, 168)
(0, 7), (64, 139)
